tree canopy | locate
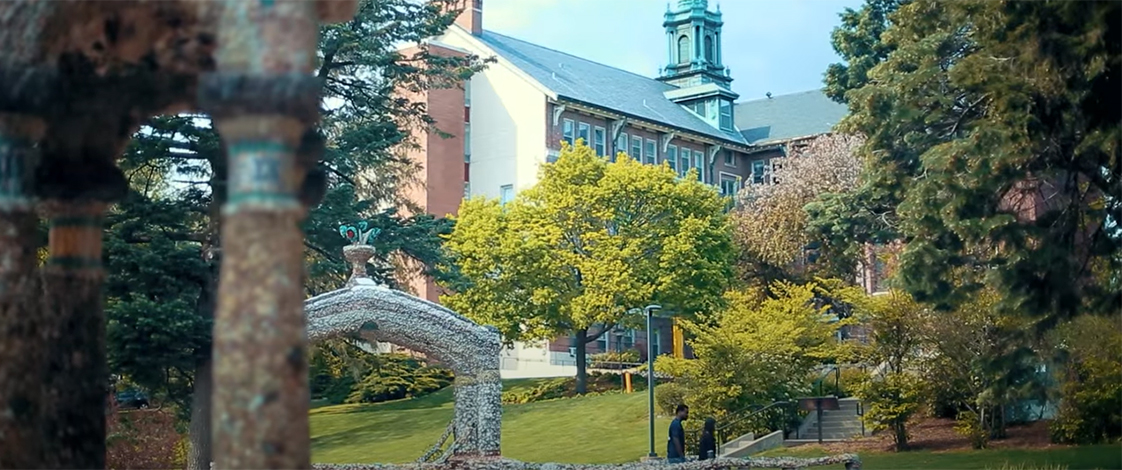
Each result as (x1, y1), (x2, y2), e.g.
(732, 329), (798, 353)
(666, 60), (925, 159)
(441, 142), (734, 393)
(815, 0), (1121, 323)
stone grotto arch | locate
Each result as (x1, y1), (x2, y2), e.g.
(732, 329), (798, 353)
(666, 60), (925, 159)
(304, 227), (502, 459)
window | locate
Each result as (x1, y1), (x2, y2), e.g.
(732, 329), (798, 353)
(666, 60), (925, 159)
(719, 174), (741, 196)
(464, 182), (471, 199)
(593, 126), (606, 156)
(650, 330), (661, 357)
(695, 151), (705, 182)
(707, 99), (718, 121)
(616, 132), (628, 161)
(772, 160), (783, 185)
(677, 35), (691, 64)
(666, 145), (678, 173)
(631, 136), (643, 163)
(751, 160), (767, 185)
(704, 35), (714, 63)
(562, 119), (575, 146)
(680, 148), (691, 178)
(464, 122), (471, 163)
(464, 79), (471, 107)
(723, 150), (735, 167)
(644, 139), (657, 165)
(500, 185), (514, 204)
(577, 122), (591, 147)
(719, 99), (733, 131)
(693, 100), (706, 116)
(596, 331), (608, 353)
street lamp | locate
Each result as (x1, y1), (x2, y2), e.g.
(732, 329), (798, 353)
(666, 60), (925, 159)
(641, 304), (662, 457)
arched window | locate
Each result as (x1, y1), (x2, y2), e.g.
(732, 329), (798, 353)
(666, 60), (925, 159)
(677, 35), (691, 64)
(704, 35), (714, 63)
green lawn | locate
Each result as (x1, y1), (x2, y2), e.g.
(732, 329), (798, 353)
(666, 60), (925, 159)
(311, 382), (670, 464)
(759, 445), (1122, 470)
(311, 381), (1120, 469)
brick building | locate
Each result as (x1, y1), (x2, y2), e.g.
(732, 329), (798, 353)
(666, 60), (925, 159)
(402, 0), (847, 377)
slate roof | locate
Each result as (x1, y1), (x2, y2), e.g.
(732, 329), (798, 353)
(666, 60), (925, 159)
(734, 90), (848, 145)
(475, 30), (749, 146)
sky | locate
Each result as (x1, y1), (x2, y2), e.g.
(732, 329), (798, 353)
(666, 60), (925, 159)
(480, 0), (863, 101)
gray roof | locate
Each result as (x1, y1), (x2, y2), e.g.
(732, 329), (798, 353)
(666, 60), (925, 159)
(476, 31), (748, 145)
(734, 90), (848, 145)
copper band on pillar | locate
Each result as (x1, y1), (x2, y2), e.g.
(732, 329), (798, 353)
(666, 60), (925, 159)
(44, 203), (106, 274)
(226, 140), (301, 212)
(0, 116), (44, 469)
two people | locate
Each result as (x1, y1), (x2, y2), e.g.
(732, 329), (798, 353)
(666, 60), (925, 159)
(666, 404), (718, 463)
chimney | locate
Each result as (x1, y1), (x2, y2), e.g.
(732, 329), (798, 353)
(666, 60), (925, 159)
(455, 0), (483, 36)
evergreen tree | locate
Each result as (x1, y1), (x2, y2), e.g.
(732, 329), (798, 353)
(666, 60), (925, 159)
(814, 0), (1121, 323)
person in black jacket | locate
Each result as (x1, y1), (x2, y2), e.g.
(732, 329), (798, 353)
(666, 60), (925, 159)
(698, 417), (718, 460)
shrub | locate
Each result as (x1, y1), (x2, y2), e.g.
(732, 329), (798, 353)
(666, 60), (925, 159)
(106, 406), (184, 470)
(656, 382), (689, 416)
(1048, 315), (1122, 444)
(346, 354), (454, 404)
(954, 410), (989, 449)
(857, 372), (925, 451)
(589, 350), (641, 369)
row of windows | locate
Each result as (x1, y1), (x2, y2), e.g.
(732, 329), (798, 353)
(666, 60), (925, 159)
(563, 118), (714, 181)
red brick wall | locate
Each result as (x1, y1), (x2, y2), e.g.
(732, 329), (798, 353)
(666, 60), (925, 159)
(399, 43), (468, 303)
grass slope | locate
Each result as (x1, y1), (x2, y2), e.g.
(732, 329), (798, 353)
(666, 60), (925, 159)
(759, 445), (1122, 470)
(311, 383), (670, 464)
(312, 381), (1119, 469)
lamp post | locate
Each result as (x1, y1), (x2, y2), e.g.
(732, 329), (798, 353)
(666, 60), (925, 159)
(643, 304), (662, 458)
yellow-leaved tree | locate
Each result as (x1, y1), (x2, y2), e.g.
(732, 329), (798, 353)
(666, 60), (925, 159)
(440, 142), (734, 393)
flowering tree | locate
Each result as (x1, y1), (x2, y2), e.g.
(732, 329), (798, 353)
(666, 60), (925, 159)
(731, 133), (864, 282)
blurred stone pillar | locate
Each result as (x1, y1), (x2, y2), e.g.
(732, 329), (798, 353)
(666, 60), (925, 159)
(38, 197), (112, 469)
(200, 1), (352, 467)
(0, 113), (46, 469)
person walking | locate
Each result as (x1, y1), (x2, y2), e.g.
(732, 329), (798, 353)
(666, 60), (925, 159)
(698, 417), (717, 460)
(666, 404), (689, 463)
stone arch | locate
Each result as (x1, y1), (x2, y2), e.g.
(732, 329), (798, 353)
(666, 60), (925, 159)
(304, 244), (502, 458)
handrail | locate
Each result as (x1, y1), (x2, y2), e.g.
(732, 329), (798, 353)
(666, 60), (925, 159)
(714, 400), (791, 440)
(810, 365), (840, 397)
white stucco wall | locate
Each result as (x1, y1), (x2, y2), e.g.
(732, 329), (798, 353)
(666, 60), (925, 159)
(437, 29), (548, 199)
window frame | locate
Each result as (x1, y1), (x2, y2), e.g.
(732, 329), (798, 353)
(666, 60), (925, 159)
(644, 139), (657, 165)
(680, 148), (692, 178)
(751, 159), (767, 185)
(562, 119), (575, 147)
(616, 132), (628, 161)
(593, 126), (606, 156)
(499, 184), (514, 204)
(723, 150), (736, 167)
(464, 122), (471, 163)
(719, 172), (742, 197)
(631, 136), (643, 163)
(577, 122), (591, 147)
(695, 150), (705, 182)
(719, 99), (733, 131)
(666, 145), (678, 173)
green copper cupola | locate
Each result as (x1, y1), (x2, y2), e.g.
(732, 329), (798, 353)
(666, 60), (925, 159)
(659, 0), (731, 90)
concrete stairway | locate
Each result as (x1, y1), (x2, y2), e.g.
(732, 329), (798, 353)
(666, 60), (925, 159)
(789, 397), (867, 443)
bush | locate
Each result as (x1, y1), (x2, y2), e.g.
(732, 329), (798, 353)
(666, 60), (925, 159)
(656, 382), (689, 416)
(106, 406), (184, 470)
(345, 354), (454, 404)
(1049, 316), (1122, 444)
(954, 410), (989, 449)
(589, 350), (641, 369)
(858, 372), (925, 451)
(501, 373), (636, 404)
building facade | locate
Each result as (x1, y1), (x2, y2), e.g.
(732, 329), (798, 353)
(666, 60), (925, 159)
(402, 0), (848, 378)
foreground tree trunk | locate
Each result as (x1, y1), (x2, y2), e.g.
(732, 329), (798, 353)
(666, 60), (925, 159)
(187, 358), (213, 470)
(574, 328), (589, 395)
